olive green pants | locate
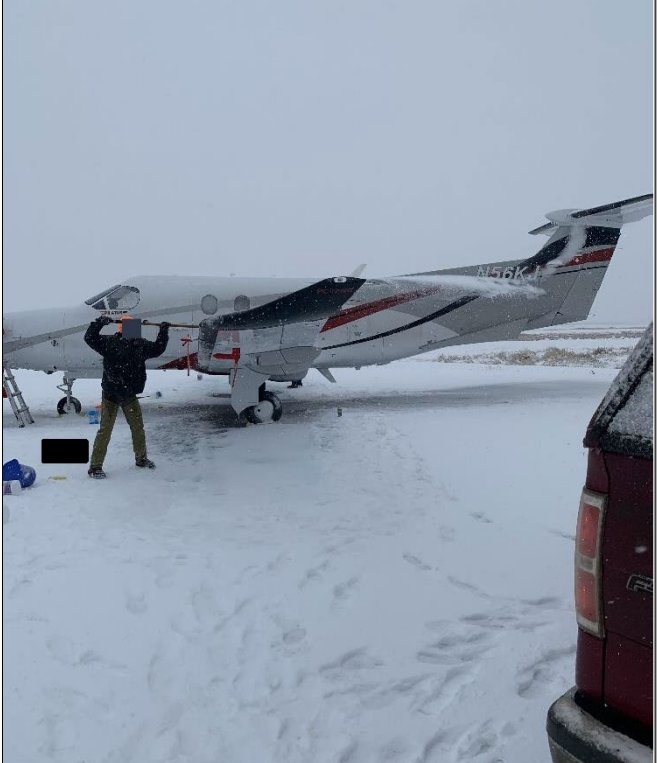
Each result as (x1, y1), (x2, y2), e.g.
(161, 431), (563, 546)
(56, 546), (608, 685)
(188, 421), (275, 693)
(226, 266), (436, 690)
(90, 396), (147, 468)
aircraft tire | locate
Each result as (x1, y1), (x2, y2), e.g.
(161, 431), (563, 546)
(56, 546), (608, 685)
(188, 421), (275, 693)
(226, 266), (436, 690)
(245, 391), (283, 424)
(57, 396), (82, 415)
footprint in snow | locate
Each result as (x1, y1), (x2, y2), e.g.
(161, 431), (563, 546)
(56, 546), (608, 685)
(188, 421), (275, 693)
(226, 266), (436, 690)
(298, 560), (331, 589)
(439, 525), (456, 543)
(47, 638), (127, 673)
(125, 590), (148, 615)
(333, 577), (359, 601)
(337, 741), (360, 763)
(416, 629), (492, 667)
(282, 627), (306, 645)
(460, 606), (550, 633)
(516, 646), (575, 698)
(47, 636), (76, 665)
(403, 553), (432, 571)
(455, 720), (500, 761)
(378, 736), (411, 762)
(521, 595), (563, 608)
(320, 647), (384, 680)
(447, 575), (491, 599)
(190, 585), (220, 626)
(470, 511), (493, 524)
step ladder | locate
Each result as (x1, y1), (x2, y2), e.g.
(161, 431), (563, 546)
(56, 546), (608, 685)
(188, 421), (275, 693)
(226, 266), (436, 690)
(3, 363), (34, 427)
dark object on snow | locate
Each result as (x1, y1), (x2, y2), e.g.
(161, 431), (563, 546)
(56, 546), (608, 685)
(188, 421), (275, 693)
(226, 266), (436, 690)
(288, 380), (303, 389)
(41, 438), (89, 464)
(84, 318), (170, 403)
(88, 466), (107, 479)
(3, 459), (36, 488)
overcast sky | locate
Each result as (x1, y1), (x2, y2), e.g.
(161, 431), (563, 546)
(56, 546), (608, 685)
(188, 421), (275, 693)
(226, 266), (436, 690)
(3, 0), (653, 322)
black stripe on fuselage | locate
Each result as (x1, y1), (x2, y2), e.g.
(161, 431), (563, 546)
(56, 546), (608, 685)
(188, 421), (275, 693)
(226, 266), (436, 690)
(584, 226), (621, 248)
(322, 294), (479, 350)
(514, 227), (620, 272)
(321, 261), (610, 350)
(518, 235), (570, 270)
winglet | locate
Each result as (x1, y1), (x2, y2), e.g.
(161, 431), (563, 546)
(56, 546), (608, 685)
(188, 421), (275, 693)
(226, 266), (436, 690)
(349, 264), (367, 278)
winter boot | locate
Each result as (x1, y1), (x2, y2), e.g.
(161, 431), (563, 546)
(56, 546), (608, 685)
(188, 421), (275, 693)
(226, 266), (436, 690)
(136, 457), (156, 469)
(88, 466), (107, 479)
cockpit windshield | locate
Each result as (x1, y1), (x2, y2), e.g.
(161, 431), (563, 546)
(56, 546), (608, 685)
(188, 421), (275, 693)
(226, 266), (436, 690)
(85, 285), (140, 311)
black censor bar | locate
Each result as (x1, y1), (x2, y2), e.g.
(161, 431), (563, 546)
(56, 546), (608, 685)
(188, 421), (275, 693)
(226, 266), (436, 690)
(41, 439), (89, 464)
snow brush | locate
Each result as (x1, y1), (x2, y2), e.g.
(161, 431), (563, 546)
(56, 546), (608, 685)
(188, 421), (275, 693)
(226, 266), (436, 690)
(109, 319), (199, 329)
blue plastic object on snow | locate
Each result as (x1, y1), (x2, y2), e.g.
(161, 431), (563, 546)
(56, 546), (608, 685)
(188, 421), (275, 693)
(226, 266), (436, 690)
(3, 460), (22, 481)
(2, 459), (36, 488)
(88, 409), (100, 425)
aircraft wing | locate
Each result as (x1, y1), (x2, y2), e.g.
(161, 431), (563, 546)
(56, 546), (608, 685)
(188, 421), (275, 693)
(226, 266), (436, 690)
(197, 277), (365, 414)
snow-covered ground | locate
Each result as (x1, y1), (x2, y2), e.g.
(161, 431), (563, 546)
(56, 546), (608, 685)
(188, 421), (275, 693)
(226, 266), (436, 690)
(3, 338), (626, 763)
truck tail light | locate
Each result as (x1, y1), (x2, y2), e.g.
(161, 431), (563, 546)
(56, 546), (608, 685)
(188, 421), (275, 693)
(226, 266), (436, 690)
(575, 488), (607, 638)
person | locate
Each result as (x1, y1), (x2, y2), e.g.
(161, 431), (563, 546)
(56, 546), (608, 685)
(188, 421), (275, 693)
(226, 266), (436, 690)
(84, 315), (170, 478)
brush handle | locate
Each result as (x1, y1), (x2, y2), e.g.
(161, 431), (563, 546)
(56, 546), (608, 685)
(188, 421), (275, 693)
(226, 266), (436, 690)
(108, 319), (199, 329)
(142, 320), (200, 329)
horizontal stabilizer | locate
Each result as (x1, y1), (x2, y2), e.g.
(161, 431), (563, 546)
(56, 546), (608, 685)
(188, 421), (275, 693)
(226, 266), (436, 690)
(529, 193), (653, 234)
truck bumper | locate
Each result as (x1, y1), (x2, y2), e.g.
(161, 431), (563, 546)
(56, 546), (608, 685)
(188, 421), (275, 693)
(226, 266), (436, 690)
(547, 687), (652, 763)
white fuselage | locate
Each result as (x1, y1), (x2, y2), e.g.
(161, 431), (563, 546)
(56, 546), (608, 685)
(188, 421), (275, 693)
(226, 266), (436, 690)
(2, 275), (460, 379)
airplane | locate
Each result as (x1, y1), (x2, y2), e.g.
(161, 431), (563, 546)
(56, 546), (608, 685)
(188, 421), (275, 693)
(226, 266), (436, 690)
(3, 193), (652, 425)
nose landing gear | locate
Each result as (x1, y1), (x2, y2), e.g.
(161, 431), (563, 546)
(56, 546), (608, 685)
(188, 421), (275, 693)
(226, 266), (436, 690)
(56, 375), (82, 415)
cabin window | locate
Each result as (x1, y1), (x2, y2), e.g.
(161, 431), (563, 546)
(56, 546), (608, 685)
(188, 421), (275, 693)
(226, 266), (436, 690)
(234, 295), (250, 312)
(201, 294), (219, 315)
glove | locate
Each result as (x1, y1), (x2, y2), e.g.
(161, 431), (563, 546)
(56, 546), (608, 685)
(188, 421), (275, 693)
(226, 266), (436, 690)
(159, 321), (171, 331)
(96, 315), (113, 327)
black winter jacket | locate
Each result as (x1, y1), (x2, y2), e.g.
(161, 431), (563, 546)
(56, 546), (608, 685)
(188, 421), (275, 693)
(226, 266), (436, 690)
(84, 321), (169, 403)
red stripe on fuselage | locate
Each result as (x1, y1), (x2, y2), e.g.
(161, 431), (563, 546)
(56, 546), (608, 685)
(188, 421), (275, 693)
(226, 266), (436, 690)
(321, 286), (441, 332)
(157, 352), (228, 375)
(213, 348), (241, 362)
(159, 352), (199, 370)
(557, 247), (615, 268)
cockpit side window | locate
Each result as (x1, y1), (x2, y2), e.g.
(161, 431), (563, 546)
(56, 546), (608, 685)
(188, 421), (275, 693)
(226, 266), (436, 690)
(86, 285), (140, 311)
(85, 285), (120, 306)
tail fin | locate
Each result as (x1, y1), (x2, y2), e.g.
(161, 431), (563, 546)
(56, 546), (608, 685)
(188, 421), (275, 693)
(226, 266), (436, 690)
(512, 194), (653, 327)
(520, 192), (653, 274)
(399, 193), (652, 330)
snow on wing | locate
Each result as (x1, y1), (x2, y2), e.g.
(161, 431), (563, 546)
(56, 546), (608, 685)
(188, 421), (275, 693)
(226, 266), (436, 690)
(197, 277), (366, 373)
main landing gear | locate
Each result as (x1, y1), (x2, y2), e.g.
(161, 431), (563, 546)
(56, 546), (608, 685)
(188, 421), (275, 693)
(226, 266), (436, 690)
(242, 385), (283, 425)
(56, 374), (82, 415)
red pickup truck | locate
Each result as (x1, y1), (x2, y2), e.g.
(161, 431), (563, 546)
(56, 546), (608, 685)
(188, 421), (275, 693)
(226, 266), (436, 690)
(546, 324), (653, 763)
